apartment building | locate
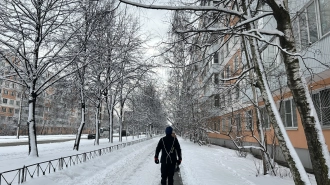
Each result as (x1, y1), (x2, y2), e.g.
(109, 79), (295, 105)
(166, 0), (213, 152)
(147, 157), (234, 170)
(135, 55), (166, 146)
(0, 59), (23, 135)
(0, 57), (96, 135)
(191, 0), (245, 120)
(190, 0), (330, 171)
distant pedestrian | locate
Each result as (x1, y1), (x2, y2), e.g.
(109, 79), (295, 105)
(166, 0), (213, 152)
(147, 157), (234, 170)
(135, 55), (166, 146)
(154, 126), (182, 185)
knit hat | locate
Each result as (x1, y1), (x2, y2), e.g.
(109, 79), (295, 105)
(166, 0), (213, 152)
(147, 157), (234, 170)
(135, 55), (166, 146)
(165, 126), (173, 135)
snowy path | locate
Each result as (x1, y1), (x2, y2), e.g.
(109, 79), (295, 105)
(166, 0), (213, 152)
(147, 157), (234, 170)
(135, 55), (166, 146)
(1, 136), (316, 185)
(23, 138), (162, 185)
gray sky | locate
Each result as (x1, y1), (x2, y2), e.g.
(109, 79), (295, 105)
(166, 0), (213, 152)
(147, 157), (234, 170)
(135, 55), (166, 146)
(129, 2), (173, 83)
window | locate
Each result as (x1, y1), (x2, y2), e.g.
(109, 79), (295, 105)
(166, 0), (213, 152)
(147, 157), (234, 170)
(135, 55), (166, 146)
(293, 0), (330, 50)
(3, 98), (7, 104)
(16, 101), (20, 106)
(9, 100), (14, 105)
(262, 45), (276, 69)
(221, 94), (226, 107)
(214, 52), (219, 63)
(214, 94), (220, 107)
(2, 107), (6, 112)
(9, 108), (13, 113)
(280, 99), (298, 127)
(235, 84), (240, 99)
(234, 55), (239, 71)
(17, 92), (21, 98)
(227, 90), (232, 105)
(15, 109), (19, 114)
(214, 73), (219, 84)
(245, 110), (253, 130)
(319, 0), (330, 35)
(11, 91), (15, 96)
(222, 118), (226, 131)
(261, 107), (270, 128)
(4, 90), (8, 95)
(213, 122), (217, 130)
(4, 82), (9, 87)
(235, 114), (241, 131)
(307, 2), (318, 43)
(221, 70), (225, 83)
(312, 88), (330, 126)
(220, 50), (224, 63)
(226, 65), (231, 78)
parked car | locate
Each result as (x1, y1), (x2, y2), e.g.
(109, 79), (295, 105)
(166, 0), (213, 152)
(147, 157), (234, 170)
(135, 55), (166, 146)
(121, 130), (130, 136)
(87, 134), (96, 139)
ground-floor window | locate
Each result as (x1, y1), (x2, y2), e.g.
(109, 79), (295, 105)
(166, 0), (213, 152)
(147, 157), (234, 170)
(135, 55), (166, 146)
(280, 99), (298, 128)
(312, 88), (330, 126)
(222, 118), (226, 132)
(245, 110), (253, 130)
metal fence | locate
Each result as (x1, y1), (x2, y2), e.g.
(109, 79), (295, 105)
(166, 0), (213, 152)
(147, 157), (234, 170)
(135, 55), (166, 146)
(0, 137), (151, 185)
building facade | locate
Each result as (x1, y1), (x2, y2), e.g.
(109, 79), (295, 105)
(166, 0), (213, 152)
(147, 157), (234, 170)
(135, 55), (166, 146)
(190, 0), (330, 171)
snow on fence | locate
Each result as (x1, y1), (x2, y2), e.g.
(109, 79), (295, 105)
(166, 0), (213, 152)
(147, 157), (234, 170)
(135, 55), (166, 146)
(0, 137), (151, 185)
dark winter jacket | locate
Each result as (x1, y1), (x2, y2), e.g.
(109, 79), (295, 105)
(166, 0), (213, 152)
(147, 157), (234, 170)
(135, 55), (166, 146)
(155, 135), (182, 164)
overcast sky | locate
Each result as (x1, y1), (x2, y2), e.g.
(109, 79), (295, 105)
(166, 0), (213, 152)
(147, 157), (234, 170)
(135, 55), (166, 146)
(125, 0), (173, 83)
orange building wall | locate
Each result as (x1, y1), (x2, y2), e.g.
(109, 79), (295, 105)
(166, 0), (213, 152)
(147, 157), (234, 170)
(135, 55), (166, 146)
(208, 74), (330, 151)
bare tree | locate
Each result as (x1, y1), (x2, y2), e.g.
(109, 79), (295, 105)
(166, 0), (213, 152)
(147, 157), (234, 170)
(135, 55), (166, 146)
(0, 0), (91, 156)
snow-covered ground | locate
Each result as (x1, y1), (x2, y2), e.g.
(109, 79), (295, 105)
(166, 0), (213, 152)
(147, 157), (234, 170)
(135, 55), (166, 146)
(0, 134), (80, 143)
(0, 135), (316, 185)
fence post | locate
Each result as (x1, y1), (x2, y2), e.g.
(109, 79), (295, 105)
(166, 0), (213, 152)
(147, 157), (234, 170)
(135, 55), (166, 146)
(18, 168), (21, 184)
(48, 161), (51, 174)
(37, 163), (39, 177)
(99, 149), (101, 156)
(23, 165), (26, 182)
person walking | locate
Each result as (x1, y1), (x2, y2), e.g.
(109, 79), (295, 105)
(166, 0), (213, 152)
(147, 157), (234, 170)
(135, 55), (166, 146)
(154, 126), (182, 185)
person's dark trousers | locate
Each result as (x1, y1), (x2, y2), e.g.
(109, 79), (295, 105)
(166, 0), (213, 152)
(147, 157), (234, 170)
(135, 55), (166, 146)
(161, 163), (176, 185)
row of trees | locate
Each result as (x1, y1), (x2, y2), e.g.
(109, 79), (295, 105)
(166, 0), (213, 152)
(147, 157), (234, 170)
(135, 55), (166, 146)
(0, 0), (167, 157)
(119, 0), (330, 185)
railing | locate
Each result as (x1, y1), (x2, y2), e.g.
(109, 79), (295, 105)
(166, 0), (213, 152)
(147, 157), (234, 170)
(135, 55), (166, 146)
(0, 137), (152, 185)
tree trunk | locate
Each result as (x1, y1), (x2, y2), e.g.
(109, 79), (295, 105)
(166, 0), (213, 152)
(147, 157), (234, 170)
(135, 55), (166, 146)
(242, 35), (272, 175)
(109, 94), (114, 143)
(119, 102), (123, 142)
(266, 1), (330, 184)
(247, 35), (309, 184)
(27, 89), (38, 157)
(95, 100), (101, 145)
(73, 87), (86, 151)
